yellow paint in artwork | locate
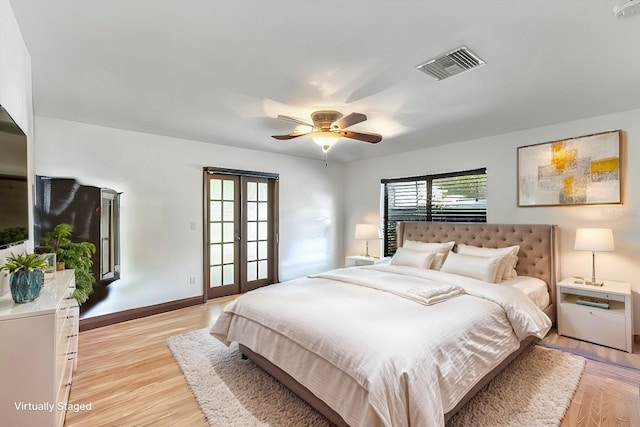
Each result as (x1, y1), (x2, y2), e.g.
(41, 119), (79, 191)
(591, 157), (619, 174)
(551, 142), (576, 171)
(563, 175), (574, 197)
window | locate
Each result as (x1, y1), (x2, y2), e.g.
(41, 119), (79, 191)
(381, 168), (487, 256)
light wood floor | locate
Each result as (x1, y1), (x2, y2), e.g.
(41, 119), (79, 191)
(65, 298), (640, 427)
(542, 333), (640, 426)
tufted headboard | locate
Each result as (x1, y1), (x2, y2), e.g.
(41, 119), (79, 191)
(397, 222), (559, 322)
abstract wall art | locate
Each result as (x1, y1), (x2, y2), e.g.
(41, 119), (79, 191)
(518, 130), (621, 206)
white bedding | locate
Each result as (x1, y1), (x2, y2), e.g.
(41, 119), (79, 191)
(211, 265), (551, 427)
(501, 275), (550, 311)
(380, 257), (551, 310)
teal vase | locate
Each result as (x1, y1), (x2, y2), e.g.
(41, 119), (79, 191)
(10, 269), (44, 303)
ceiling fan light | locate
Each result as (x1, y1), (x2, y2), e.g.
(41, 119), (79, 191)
(310, 131), (341, 152)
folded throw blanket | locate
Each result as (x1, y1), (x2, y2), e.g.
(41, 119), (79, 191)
(407, 285), (464, 305)
(311, 269), (466, 307)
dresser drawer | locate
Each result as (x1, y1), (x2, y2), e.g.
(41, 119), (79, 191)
(68, 300), (79, 371)
(55, 292), (76, 343)
(57, 297), (78, 427)
(55, 351), (74, 427)
(560, 303), (626, 350)
(56, 303), (75, 386)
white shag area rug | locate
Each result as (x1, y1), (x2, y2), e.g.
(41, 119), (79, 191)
(167, 329), (585, 427)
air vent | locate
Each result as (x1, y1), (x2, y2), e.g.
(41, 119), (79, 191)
(416, 46), (485, 80)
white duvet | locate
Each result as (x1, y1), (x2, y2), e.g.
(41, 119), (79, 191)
(211, 264), (552, 427)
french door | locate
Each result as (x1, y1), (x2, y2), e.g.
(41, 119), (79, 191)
(203, 168), (279, 299)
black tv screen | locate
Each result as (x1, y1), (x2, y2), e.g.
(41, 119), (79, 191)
(0, 105), (29, 249)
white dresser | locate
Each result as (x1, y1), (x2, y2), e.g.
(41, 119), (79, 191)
(0, 270), (78, 427)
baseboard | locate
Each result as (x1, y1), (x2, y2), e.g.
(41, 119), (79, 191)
(79, 296), (203, 331)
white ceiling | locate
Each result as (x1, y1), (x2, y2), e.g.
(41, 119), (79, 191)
(9, 0), (640, 163)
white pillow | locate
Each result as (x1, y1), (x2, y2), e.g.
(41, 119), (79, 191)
(456, 244), (520, 282)
(403, 240), (455, 270)
(390, 248), (436, 269)
(440, 252), (504, 283)
(404, 240), (455, 252)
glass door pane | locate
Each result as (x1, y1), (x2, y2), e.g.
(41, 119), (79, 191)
(207, 175), (240, 298)
(243, 178), (273, 291)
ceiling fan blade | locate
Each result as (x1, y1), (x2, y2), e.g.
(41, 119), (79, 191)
(331, 112), (367, 130)
(339, 130), (382, 144)
(276, 114), (314, 128)
(271, 131), (309, 140)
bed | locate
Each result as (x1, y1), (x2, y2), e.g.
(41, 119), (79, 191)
(210, 222), (558, 427)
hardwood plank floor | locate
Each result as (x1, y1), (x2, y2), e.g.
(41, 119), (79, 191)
(65, 301), (639, 426)
(541, 331), (640, 427)
(64, 297), (235, 427)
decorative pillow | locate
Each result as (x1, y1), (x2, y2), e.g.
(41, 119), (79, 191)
(430, 253), (446, 271)
(440, 252), (503, 283)
(456, 244), (520, 282)
(390, 248), (436, 269)
(403, 240), (455, 270)
(503, 254), (519, 279)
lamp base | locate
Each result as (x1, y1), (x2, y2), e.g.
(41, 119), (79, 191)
(585, 280), (604, 287)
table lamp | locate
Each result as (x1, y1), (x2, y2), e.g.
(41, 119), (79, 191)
(574, 228), (614, 286)
(354, 224), (379, 258)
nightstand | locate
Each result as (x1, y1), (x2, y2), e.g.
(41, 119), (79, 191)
(345, 255), (380, 267)
(557, 277), (633, 353)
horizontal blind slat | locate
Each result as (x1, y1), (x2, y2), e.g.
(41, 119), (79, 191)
(383, 170), (486, 256)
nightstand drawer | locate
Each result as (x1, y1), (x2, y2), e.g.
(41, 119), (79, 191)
(560, 303), (626, 351)
(350, 258), (373, 267)
(345, 256), (379, 267)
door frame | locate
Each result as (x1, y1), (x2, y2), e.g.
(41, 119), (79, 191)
(202, 167), (279, 302)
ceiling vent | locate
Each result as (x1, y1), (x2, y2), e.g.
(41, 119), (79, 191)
(416, 46), (485, 80)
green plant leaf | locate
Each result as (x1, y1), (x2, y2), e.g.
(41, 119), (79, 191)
(38, 223), (96, 305)
(0, 252), (48, 274)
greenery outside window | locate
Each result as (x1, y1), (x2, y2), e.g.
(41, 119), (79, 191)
(381, 168), (487, 256)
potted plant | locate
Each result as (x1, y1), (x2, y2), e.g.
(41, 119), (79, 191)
(57, 240), (96, 304)
(1, 252), (47, 303)
(39, 223), (96, 304)
(41, 223), (72, 270)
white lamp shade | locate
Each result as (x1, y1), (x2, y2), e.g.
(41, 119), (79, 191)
(574, 228), (614, 252)
(310, 131), (341, 153)
(354, 224), (379, 240)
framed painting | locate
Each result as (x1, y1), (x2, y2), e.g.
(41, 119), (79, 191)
(518, 130), (621, 206)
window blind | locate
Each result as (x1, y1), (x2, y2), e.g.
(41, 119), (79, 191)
(382, 168), (487, 256)
(431, 172), (487, 222)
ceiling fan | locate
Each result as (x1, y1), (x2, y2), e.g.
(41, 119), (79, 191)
(271, 110), (382, 153)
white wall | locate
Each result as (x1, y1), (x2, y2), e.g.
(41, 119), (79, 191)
(344, 108), (640, 331)
(6, 0), (638, 330)
(34, 117), (344, 317)
(0, 0), (33, 294)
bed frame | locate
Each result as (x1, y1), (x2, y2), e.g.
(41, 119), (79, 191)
(397, 222), (559, 324)
(240, 222), (559, 426)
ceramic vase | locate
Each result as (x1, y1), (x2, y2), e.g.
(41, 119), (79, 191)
(10, 269), (44, 303)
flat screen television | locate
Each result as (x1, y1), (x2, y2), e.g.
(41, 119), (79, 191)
(0, 104), (29, 249)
